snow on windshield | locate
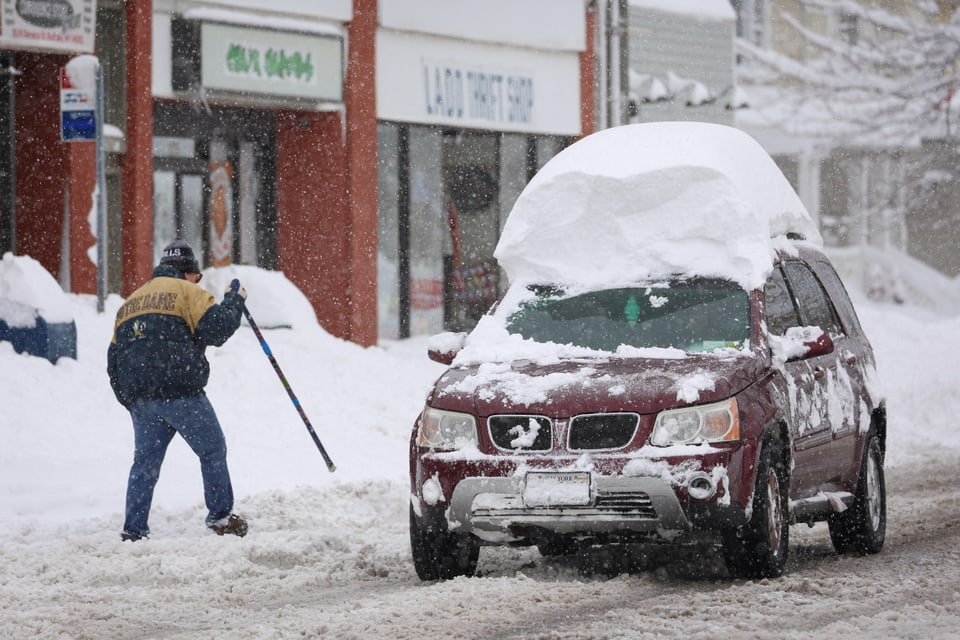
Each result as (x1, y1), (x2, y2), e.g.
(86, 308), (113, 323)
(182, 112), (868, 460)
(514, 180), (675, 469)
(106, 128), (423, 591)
(494, 122), (822, 292)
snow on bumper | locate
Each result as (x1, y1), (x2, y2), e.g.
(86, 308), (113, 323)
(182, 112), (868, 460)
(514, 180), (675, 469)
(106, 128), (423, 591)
(447, 474), (694, 543)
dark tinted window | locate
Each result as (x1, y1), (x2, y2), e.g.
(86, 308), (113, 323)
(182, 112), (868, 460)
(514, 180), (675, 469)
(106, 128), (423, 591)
(506, 280), (751, 352)
(763, 268), (799, 336)
(782, 262), (841, 335)
(810, 261), (865, 337)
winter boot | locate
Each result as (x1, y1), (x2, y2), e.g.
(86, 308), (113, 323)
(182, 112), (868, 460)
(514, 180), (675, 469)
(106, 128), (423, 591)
(121, 530), (148, 542)
(208, 514), (248, 537)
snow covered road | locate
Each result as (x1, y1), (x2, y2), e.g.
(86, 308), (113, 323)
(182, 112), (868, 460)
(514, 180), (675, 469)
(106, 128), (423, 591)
(3, 267), (960, 638)
(3, 454), (960, 640)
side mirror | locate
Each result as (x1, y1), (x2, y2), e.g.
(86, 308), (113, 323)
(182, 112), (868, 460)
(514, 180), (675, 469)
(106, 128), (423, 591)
(798, 329), (834, 359)
(427, 331), (467, 365)
(770, 326), (834, 363)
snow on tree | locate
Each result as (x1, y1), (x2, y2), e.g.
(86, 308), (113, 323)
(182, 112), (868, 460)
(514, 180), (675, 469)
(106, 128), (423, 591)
(736, 0), (960, 146)
(734, 0), (960, 279)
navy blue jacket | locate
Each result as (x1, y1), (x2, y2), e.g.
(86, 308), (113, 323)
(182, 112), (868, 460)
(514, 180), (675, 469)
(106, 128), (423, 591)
(107, 265), (245, 407)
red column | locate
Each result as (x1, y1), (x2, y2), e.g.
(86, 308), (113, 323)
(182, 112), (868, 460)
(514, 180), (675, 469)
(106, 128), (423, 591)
(14, 52), (71, 282)
(580, 1), (598, 139)
(121, 0), (154, 294)
(275, 111), (349, 338)
(276, 0), (378, 346)
(67, 141), (97, 293)
(344, 0), (379, 346)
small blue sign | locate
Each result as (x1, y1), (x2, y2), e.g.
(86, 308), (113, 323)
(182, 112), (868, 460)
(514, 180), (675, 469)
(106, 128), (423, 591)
(61, 109), (96, 141)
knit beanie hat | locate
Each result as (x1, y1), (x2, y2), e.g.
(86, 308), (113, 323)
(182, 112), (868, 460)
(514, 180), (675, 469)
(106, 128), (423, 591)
(160, 240), (201, 274)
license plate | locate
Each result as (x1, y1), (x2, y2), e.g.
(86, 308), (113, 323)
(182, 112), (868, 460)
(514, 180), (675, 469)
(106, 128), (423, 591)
(523, 472), (591, 507)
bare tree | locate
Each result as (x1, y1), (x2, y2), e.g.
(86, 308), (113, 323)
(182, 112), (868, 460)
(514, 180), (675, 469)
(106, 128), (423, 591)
(737, 0), (960, 146)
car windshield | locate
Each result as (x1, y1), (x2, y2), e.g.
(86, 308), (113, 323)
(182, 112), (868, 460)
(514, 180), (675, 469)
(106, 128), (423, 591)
(505, 280), (751, 353)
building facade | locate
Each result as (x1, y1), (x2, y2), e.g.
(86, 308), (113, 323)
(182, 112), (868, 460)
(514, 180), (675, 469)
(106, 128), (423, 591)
(627, 0), (739, 125)
(374, 0), (591, 338)
(3, 0), (599, 346)
(733, 0), (960, 278)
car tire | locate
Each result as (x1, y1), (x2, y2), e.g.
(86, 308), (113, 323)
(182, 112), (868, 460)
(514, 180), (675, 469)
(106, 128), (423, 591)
(828, 433), (886, 555)
(409, 504), (480, 581)
(722, 443), (789, 579)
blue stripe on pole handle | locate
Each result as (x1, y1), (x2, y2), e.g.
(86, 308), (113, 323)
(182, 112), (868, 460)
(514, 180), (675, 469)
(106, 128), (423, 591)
(230, 278), (240, 293)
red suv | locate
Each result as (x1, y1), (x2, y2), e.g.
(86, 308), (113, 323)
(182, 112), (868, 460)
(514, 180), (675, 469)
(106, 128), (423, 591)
(409, 243), (885, 580)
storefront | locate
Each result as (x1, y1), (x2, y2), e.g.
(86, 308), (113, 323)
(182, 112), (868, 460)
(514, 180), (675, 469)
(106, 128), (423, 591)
(0, 0), (145, 295)
(375, 0), (590, 339)
(150, 1), (379, 345)
(153, 5), (343, 276)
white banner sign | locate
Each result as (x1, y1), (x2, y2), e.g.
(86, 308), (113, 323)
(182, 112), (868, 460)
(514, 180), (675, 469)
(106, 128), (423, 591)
(377, 30), (581, 136)
(201, 22), (343, 102)
(0, 0), (97, 53)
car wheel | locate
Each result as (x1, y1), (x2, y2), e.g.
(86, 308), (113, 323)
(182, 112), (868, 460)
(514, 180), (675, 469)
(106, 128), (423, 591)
(722, 443), (789, 579)
(828, 433), (886, 555)
(409, 504), (480, 581)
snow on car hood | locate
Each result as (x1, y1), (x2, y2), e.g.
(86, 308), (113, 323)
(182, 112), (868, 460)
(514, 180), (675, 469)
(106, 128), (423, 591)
(432, 351), (763, 417)
(494, 122), (822, 291)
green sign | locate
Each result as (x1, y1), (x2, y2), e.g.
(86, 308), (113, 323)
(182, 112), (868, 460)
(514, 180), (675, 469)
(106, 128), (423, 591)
(201, 22), (343, 102)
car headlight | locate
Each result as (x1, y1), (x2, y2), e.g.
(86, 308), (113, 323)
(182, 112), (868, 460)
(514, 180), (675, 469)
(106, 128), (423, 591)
(650, 398), (740, 446)
(418, 406), (478, 450)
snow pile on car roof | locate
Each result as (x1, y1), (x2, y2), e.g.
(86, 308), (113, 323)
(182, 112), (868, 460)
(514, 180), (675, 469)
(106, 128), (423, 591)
(495, 122), (822, 291)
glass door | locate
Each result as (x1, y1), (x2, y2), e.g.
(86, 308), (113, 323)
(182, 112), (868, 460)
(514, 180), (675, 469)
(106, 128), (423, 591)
(152, 170), (206, 267)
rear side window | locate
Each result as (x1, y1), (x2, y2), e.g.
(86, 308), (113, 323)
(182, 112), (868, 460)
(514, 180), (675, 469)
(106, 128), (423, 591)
(763, 268), (800, 336)
(810, 261), (865, 337)
(782, 262), (842, 336)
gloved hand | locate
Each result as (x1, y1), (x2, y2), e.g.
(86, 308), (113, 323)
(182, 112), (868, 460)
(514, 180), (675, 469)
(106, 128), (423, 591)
(226, 283), (247, 300)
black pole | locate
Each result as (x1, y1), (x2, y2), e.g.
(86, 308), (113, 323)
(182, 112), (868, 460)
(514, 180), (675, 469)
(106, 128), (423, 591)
(231, 279), (336, 472)
(397, 125), (411, 339)
(0, 51), (17, 255)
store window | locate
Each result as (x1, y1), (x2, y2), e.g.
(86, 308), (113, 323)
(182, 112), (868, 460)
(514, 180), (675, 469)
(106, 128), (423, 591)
(152, 104), (276, 270)
(377, 123), (569, 339)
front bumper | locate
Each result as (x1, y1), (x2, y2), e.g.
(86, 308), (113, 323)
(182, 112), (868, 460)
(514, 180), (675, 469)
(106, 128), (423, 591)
(444, 474), (748, 544)
(449, 475), (693, 542)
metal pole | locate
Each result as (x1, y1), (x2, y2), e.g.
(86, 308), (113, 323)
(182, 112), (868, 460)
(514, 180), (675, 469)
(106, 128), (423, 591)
(95, 61), (107, 312)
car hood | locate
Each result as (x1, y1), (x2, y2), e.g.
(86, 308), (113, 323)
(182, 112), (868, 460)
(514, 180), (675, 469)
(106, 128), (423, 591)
(430, 352), (765, 417)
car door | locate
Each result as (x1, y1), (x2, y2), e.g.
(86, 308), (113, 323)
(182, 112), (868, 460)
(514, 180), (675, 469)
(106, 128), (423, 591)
(808, 259), (877, 477)
(763, 265), (830, 499)
(781, 260), (858, 494)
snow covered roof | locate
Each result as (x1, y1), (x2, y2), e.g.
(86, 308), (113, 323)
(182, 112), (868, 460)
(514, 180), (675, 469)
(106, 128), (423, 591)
(494, 122), (822, 291)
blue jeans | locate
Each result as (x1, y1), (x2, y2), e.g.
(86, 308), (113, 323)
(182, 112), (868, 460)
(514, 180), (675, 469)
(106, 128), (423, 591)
(123, 396), (234, 536)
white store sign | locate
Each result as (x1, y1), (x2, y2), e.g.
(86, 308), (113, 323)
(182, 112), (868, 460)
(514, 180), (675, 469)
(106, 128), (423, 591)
(200, 22), (343, 102)
(0, 0), (97, 53)
(377, 29), (581, 136)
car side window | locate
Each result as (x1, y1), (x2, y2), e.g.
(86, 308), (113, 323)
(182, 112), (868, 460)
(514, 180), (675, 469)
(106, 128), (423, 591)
(763, 268), (800, 336)
(782, 262), (842, 336)
(811, 261), (865, 337)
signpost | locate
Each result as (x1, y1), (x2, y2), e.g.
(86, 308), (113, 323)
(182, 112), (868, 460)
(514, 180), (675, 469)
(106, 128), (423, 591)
(62, 56), (106, 312)
(60, 67), (96, 142)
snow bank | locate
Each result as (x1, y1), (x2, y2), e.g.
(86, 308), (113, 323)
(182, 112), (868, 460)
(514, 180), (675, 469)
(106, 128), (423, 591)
(199, 263), (320, 330)
(0, 253), (74, 326)
(495, 122), (822, 291)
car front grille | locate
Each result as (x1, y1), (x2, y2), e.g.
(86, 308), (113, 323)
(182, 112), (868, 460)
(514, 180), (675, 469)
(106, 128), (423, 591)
(488, 415), (553, 451)
(594, 491), (656, 517)
(568, 413), (639, 450)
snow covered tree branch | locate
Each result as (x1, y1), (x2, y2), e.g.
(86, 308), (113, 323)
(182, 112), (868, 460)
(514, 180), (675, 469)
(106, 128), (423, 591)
(737, 0), (960, 146)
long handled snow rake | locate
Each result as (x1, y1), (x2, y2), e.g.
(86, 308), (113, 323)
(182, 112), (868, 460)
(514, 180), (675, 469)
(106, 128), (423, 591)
(231, 279), (336, 472)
